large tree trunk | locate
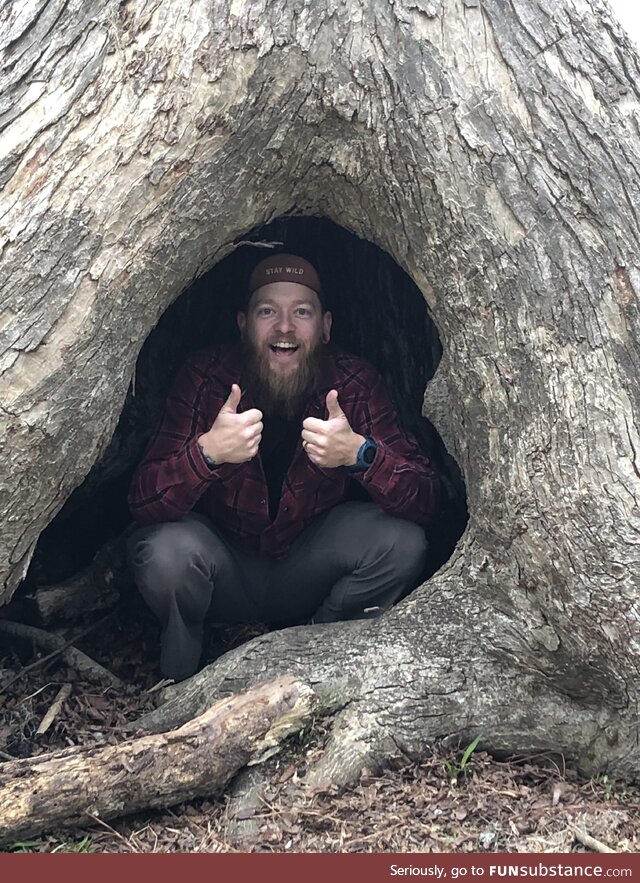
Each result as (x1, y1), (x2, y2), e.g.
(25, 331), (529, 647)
(2, 0), (640, 789)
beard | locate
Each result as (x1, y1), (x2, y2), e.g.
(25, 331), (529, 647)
(242, 336), (323, 419)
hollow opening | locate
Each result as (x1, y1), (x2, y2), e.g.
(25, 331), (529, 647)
(20, 215), (467, 632)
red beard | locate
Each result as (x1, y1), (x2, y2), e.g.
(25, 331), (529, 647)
(243, 336), (322, 418)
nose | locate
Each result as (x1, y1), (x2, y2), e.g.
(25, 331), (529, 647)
(275, 311), (294, 334)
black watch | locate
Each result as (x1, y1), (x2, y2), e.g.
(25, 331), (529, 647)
(198, 441), (217, 469)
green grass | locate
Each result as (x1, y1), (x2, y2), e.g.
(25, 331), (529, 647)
(443, 735), (482, 783)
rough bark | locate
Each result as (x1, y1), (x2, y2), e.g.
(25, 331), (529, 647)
(2, 0), (640, 784)
(23, 534), (125, 625)
(0, 676), (317, 843)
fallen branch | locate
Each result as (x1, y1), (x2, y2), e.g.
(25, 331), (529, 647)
(0, 675), (317, 843)
(23, 535), (125, 626)
(36, 684), (72, 736)
(0, 620), (123, 690)
(571, 824), (616, 854)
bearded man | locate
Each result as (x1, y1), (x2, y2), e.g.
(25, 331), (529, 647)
(128, 254), (441, 681)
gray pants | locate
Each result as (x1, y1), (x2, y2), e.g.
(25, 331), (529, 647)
(128, 502), (428, 681)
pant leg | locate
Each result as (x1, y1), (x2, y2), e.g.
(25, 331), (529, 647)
(264, 502), (429, 625)
(127, 514), (263, 680)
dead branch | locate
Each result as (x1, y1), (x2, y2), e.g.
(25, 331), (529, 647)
(0, 620), (123, 689)
(0, 675), (317, 843)
(24, 535), (125, 626)
(571, 824), (616, 854)
(36, 684), (72, 736)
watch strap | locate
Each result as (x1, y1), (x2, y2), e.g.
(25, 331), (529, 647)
(198, 440), (218, 469)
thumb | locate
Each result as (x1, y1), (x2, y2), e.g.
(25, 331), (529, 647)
(326, 389), (344, 419)
(221, 383), (242, 414)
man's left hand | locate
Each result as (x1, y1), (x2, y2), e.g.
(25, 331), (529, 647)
(301, 390), (365, 468)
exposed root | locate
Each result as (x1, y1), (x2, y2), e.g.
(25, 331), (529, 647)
(0, 619), (124, 691)
(133, 620), (366, 733)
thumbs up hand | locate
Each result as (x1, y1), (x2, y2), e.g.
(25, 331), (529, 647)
(301, 390), (365, 469)
(198, 384), (263, 465)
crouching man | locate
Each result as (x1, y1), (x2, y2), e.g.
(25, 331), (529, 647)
(128, 254), (441, 680)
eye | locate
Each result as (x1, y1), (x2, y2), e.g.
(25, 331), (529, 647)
(295, 307), (312, 317)
(256, 306), (274, 317)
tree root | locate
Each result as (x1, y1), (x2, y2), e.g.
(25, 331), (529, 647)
(223, 757), (286, 846)
(132, 576), (640, 788)
(0, 619), (124, 690)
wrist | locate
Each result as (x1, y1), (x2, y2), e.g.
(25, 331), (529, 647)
(345, 436), (377, 472)
(198, 434), (219, 468)
(347, 434), (366, 466)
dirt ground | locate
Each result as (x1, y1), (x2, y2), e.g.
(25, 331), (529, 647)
(0, 602), (638, 854)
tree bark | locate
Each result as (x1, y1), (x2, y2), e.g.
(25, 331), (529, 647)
(0, 676), (316, 843)
(23, 534), (125, 625)
(1, 0), (640, 785)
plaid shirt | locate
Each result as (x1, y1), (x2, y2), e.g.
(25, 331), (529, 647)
(128, 343), (441, 558)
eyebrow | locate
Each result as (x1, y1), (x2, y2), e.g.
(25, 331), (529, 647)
(253, 299), (316, 307)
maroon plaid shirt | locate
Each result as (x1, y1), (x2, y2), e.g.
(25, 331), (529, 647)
(129, 343), (441, 558)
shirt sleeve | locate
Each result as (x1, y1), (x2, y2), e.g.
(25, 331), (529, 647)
(345, 370), (441, 526)
(128, 353), (234, 525)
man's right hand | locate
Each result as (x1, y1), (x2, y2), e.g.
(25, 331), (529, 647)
(198, 384), (263, 465)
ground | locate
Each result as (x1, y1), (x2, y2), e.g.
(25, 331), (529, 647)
(0, 602), (638, 854)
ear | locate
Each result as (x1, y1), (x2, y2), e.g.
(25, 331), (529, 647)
(322, 310), (332, 344)
(237, 312), (246, 335)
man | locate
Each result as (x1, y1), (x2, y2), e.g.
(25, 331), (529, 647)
(128, 254), (441, 681)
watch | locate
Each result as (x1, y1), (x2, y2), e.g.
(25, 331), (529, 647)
(346, 438), (377, 472)
(198, 440), (217, 469)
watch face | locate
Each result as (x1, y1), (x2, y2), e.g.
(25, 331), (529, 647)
(363, 443), (376, 464)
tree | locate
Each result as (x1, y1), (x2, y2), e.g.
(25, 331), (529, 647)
(1, 0), (640, 800)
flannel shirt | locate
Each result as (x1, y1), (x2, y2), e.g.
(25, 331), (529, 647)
(128, 342), (441, 558)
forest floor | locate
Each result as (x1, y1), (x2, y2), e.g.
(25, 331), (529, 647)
(0, 600), (639, 854)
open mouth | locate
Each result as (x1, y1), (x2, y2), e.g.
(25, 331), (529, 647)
(269, 343), (300, 355)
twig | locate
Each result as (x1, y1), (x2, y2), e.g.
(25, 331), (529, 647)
(85, 812), (135, 852)
(571, 824), (616, 853)
(341, 820), (408, 846)
(36, 684), (72, 735)
(23, 682), (55, 702)
(0, 616), (123, 693)
(145, 677), (175, 694)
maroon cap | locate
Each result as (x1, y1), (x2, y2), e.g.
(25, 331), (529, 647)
(248, 254), (321, 296)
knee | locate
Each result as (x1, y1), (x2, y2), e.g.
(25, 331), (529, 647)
(394, 520), (428, 570)
(374, 516), (429, 580)
(129, 521), (212, 586)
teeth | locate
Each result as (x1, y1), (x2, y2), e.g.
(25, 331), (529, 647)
(272, 342), (298, 349)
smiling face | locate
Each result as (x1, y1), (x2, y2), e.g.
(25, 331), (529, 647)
(238, 282), (332, 416)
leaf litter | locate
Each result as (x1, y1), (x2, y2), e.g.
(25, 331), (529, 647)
(0, 603), (638, 854)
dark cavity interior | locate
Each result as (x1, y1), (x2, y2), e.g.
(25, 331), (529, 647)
(24, 216), (468, 595)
